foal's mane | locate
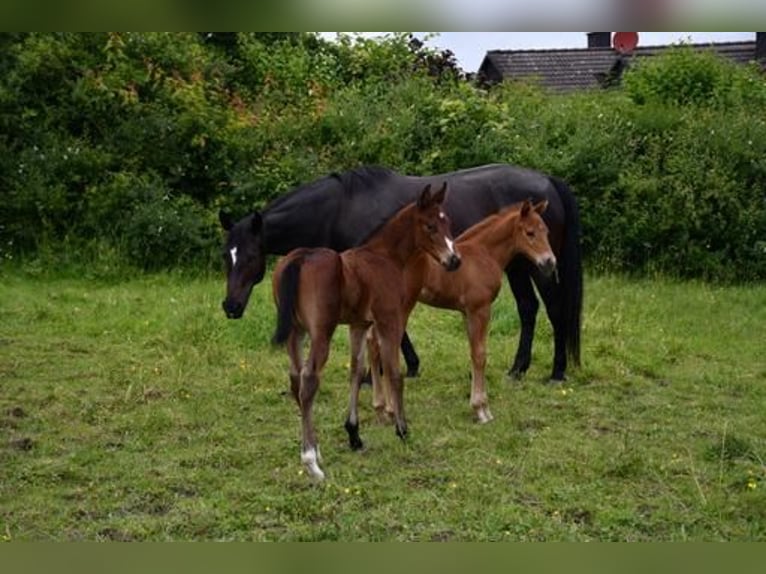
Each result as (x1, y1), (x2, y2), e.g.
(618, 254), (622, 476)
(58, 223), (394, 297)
(456, 203), (524, 243)
(363, 199), (416, 246)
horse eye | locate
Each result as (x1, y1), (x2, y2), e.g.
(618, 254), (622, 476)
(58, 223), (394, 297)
(526, 230), (535, 238)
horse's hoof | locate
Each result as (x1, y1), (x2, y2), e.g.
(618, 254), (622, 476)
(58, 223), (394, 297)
(405, 368), (419, 379)
(374, 408), (395, 425)
(547, 370), (567, 383)
(350, 438), (364, 451)
(344, 420), (364, 450)
(301, 448), (325, 481)
(306, 467), (325, 482)
(476, 408), (494, 424)
(545, 377), (565, 387)
(395, 425), (408, 440)
(506, 369), (525, 382)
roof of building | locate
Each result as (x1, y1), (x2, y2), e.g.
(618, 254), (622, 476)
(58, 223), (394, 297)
(478, 40), (761, 92)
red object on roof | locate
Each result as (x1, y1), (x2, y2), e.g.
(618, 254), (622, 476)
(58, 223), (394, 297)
(613, 32), (639, 54)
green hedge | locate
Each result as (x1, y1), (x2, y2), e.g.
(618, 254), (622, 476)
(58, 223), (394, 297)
(1, 33), (765, 281)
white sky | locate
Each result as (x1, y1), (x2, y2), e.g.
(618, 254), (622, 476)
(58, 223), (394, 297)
(320, 32), (756, 73)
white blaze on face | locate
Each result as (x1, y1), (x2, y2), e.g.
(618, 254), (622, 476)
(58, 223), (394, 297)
(437, 212), (456, 255)
(229, 246), (238, 268)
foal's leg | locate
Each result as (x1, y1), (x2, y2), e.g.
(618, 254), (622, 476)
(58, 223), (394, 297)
(368, 329), (393, 423)
(506, 262), (539, 380)
(377, 324), (408, 440)
(299, 331), (333, 481)
(344, 326), (367, 450)
(465, 307), (493, 423)
(286, 328), (305, 406)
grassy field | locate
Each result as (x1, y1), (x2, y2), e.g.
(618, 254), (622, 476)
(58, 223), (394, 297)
(1, 268), (765, 541)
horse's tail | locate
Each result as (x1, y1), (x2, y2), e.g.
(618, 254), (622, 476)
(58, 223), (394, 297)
(272, 256), (304, 346)
(551, 176), (583, 367)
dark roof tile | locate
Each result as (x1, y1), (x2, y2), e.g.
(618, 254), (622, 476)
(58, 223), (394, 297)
(479, 40), (762, 92)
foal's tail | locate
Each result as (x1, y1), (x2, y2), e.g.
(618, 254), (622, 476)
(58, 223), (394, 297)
(551, 176), (583, 367)
(272, 257), (304, 346)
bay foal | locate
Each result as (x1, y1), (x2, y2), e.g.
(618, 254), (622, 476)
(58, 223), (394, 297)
(368, 200), (556, 424)
(271, 183), (460, 481)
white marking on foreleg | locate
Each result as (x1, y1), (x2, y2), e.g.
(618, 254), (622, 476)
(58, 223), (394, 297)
(476, 406), (494, 424)
(301, 446), (325, 481)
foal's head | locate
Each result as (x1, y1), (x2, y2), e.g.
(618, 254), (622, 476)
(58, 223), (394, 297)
(219, 211), (266, 319)
(413, 183), (461, 271)
(516, 199), (557, 277)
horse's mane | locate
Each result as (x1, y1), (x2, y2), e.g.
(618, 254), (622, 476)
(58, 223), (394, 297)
(331, 165), (397, 195)
(266, 173), (337, 210)
(456, 203), (523, 242)
(266, 166), (397, 211)
(361, 196), (416, 246)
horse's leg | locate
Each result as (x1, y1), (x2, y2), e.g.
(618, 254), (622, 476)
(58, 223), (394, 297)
(368, 328), (391, 423)
(361, 328), (400, 387)
(465, 307), (493, 423)
(362, 328), (402, 388)
(534, 274), (567, 382)
(378, 324), (408, 440)
(287, 328), (305, 407)
(401, 330), (420, 378)
(506, 263), (539, 380)
(299, 331), (332, 481)
(344, 326), (367, 450)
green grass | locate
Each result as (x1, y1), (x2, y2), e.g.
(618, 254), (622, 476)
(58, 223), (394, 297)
(1, 269), (765, 541)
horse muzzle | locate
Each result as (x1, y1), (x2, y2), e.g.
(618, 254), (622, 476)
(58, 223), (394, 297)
(443, 253), (462, 272)
(538, 255), (558, 279)
(222, 299), (244, 319)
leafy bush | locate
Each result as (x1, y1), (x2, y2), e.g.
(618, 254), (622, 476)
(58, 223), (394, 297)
(1, 33), (764, 281)
(624, 47), (728, 107)
(121, 193), (217, 271)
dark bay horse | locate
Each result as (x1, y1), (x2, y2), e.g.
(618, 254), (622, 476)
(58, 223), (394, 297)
(270, 184), (459, 481)
(368, 200), (555, 426)
(220, 164), (583, 381)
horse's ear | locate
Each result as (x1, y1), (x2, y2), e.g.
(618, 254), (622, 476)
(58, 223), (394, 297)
(520, 199), (532, 217)
(417, 184), (433, 209)
(219, 210), (234, 231)
(432, 181), (448, 205)
(251, 211), (263, 234)
(534, 200), (549, 215)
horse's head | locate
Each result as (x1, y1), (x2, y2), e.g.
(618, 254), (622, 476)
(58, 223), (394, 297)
(415, 183), (461, 272)
(517, 199), (557, 277)
(219, 210), (267, 319)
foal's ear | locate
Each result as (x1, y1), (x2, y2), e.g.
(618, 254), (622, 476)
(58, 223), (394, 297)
(432, 181), (448, 205)
(417, 184), (433, 209)
(534, 200), (549, 215)
(219, 210), (234, 231)
(251, 211), (263, 234)
(520, 199), (533, 217)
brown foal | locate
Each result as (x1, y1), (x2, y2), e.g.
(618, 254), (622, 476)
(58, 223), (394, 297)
(369, 199), (556, 424)
(271, 183), (460, 480)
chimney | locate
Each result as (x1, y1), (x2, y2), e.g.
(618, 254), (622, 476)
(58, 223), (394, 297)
(757, 32), (766, 61)
(587, 32), (612, 49)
